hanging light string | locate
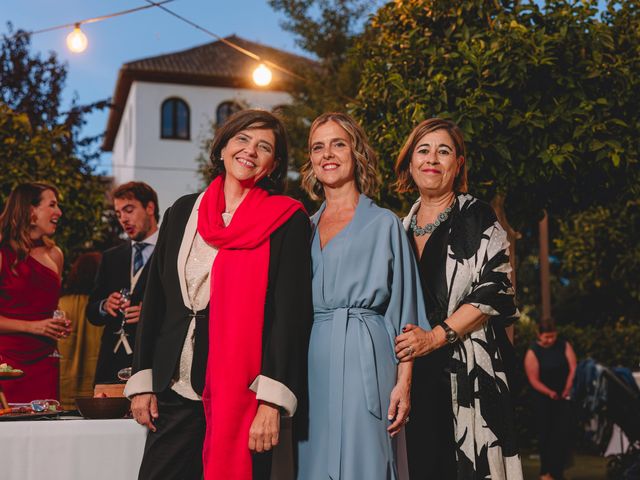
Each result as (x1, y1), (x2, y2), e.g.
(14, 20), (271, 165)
(16, 0), (355, 100)
(26, 0), (176, 36)
(141, 0), (307, 83)
(19, 0), (305, 83)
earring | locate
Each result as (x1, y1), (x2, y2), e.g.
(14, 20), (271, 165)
(219, 156), (224, 162)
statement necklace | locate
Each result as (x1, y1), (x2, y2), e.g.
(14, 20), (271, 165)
(410, 204), (454, 236)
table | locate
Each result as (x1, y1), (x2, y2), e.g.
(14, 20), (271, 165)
(0, 417), (147, 480)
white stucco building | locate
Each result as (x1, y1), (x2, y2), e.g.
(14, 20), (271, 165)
(102, 35), (312, 214)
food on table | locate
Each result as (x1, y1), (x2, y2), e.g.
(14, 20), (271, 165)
(0, 363), (24, 376)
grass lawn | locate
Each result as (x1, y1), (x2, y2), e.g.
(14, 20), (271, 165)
(521, 450), (608, 479)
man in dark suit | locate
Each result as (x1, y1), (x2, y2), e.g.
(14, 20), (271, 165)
(87, 182), (159, 385)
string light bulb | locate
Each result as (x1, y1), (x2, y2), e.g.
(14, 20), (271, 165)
(253, 63), (272, 87)
(66, 24), (88, 53)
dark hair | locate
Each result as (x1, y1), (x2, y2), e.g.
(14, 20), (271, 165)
(394, 118), (468, 194)
(63, 252), (102, 295)
(208, 109), (289, 194)
(0, 182), (59, 270)
(301, 112), (380, 201)
(112, 182), (159, 222)
(538, 317), (557, 333)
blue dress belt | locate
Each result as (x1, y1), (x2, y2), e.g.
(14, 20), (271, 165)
(314, 306), (386, 480)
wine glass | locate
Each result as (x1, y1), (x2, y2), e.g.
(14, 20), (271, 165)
(117, 367), (132, 381)
(49, 309), (68, 358)
(53, 309), (71, 332)
(114, 288), (131, 335)
(118, 288), (131, 315)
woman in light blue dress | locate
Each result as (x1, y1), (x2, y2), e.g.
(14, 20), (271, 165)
(297, 113), (429, 480)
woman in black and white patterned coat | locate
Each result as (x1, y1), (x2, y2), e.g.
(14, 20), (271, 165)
(393, 118), (523, 480)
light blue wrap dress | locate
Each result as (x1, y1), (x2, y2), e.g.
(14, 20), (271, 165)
(297, 195), (429, 480)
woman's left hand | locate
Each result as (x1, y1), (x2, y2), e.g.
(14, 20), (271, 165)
(248, 401), (280, 453)
(395, 324), (442, 361)
(387, 381), (410, 437)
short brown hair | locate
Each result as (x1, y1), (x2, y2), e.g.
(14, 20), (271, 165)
(112, 182), (159, 222)
(394, 118), (468, 194)
(208, 109), (289, 194)
(301, 112), (380, 201)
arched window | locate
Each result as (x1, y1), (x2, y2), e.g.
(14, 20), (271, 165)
(161, 98), (190, 140)
(216, 101), (242, 126)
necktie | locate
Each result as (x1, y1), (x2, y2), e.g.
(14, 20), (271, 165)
(133, 242), (149, 275)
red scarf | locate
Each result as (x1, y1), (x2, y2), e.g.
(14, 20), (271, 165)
(197, 176), (304, 479)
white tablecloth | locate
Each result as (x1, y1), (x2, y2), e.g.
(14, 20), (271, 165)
(0, 417), (147, 480)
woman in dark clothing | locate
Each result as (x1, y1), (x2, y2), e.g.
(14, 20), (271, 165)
(393, 118), (523, 479)
(524, 318), (577, 480)
(126, 110), (313, 480)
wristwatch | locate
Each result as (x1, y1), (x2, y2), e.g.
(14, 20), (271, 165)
(441, 322), (459, 344)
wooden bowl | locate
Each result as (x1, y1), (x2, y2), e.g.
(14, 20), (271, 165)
(75, 396), (130, 419)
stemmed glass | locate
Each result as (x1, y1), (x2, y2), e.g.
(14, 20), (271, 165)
(48, 309), (68, 359)
(113, 288), (133, 357)
(114, 288), (131, 336)
(117, 367), (132, 381)
(115, 289), (133, 381)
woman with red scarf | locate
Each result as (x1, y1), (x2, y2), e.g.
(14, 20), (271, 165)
(126, 110), (313, 480)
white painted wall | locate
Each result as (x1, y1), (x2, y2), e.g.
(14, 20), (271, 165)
(111, 81), (290, 216)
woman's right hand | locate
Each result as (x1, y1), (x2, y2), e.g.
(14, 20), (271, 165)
(395, 324), (445, 361)
(29, 317), (71, 340)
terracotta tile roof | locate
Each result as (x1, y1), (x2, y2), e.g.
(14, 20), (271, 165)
(103, 35), (316, 151)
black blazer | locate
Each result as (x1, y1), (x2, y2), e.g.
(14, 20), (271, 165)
(87, 242), (151, 384)
(133, 192), (313, 409)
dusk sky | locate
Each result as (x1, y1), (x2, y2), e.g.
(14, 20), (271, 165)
(2, 1), (609, 174)
(1, 0), (311, 173)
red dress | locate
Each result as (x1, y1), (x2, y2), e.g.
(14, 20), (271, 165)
(0, 245), (61, 402)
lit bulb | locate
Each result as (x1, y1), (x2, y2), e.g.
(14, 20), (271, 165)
(66, 24), (88, 53)
(253, 63), (272, 87)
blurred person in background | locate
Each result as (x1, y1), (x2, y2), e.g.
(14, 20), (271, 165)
(525, 318), (577, 480)
(0, 182), (68, 401)
(86, 182), (159, 385)
(58, 251), (103, 409)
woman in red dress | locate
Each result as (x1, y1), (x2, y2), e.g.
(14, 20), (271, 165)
(0, 182), (69, 402)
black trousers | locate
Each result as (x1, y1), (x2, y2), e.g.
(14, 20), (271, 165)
(406, 351), (457, 480)
(138, 389), (206, 480)
(533, 394), (572, 479)
(138, 388), (274, 480)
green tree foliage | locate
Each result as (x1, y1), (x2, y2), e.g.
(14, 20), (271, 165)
(268, 0), (372, 192)
(352, 0), (639, 216)
(554, 199), (640, 321)
(0, 105), (108, 260)
(0, 26), (110, 263)
(348, 0), (639, 323)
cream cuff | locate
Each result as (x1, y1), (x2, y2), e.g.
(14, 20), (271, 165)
(249, 375), (297, 417)
(123, 368), (153, 399)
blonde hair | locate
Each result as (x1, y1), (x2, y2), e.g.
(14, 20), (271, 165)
(301, 112), (380, 200)
(394, 118), (468, 194)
